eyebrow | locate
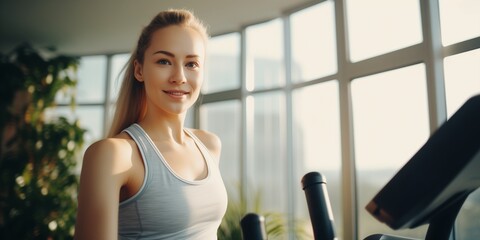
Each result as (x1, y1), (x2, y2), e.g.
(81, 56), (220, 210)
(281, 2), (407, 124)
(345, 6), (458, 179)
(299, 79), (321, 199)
(153, 50), (200, 59)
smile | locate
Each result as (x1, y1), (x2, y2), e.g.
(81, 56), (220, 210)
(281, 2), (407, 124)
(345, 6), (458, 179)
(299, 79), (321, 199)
(163, 90), (190, 97)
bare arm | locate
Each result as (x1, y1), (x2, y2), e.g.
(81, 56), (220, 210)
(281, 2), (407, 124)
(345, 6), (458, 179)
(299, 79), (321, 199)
(74, 139), (131, 240)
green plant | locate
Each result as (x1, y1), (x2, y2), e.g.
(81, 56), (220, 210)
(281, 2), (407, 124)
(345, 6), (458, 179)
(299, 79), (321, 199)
(0, 44), (86, 239)
(217, 186), (246, 240)
(218, 184), (311, 240)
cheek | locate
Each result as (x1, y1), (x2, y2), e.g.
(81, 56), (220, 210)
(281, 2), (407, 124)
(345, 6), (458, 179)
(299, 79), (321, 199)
(143, 69), (170, 85)
(196, 76), (204, 88)
(188, 72), (203, 88)
(145, 68), (167, 79)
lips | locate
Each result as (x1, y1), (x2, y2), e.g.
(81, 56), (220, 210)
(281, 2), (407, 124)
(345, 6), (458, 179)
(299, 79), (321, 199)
(163, 90), (190, 96)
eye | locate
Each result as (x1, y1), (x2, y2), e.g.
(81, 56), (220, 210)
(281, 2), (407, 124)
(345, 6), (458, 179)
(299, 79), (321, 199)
(185, 61), (200, 69)
(157, 59), (171, 65)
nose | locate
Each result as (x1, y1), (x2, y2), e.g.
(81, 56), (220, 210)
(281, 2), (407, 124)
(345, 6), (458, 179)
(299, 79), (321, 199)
(169, 65), (187, 84)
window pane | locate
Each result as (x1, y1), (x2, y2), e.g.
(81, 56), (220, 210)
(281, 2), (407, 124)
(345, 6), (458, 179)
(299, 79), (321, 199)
(247, 92), (287, 216)
(67, 55), (107, 103)
(292, 81), (342, 239)
(351, 64), (430, 239)
(346, 0), (423, 62)
(204, 33), (241, 93)
(200, 100), (241, 193)
(110, 53), (130, 102)
(444, 49), (480, 117)
(290, 1), (337, 82)
(439, 0), (480, 46)
(246, 19), (285, 91)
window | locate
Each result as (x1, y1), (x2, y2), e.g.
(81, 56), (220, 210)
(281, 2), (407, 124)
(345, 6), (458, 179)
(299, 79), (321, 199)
(74, 56), (107, 103)
(109, 53), (130, 102)
(204, 33), (241, 93)
(346, 0), (423, 62)
(200, 100), (242, 191)
(105, 53), (130, 128)
(444, 48), (480, 117)
(246, 92), (287, 213)
(245, 19), (285, 91)
(439, 0), (480, 46)
(351, 64), (430, 239)
(54, 55), (107, 146)
(292, 81), (342, 238)
(290, 1), (337, 82)
(200, 1), (480, 239)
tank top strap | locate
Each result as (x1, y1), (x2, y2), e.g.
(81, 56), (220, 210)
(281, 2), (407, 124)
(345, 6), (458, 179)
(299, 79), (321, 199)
(183, 128), (218, 166)
(120, 123), (153, 206)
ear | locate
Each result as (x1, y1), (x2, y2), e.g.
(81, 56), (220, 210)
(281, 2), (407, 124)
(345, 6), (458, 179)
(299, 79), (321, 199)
(134, 60), (144, 82)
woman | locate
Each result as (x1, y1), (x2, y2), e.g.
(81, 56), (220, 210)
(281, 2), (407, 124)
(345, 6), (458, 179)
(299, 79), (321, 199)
(75, 9), (228, 240)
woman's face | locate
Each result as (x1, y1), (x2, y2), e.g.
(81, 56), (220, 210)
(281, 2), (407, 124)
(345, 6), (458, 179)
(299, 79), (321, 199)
(134, 25), (206, 116)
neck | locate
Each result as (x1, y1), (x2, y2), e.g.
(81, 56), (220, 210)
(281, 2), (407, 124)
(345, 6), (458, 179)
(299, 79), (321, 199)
(138, 110), (187, 144)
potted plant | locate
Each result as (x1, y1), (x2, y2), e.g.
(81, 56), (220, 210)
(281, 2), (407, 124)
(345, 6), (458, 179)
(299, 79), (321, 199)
(0, 44), (86, 239)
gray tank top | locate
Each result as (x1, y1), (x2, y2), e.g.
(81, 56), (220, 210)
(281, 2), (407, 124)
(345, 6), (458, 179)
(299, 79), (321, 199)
(118, 124), (228, 240)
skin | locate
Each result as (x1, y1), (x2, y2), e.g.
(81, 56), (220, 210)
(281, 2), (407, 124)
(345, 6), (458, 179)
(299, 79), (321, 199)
(74, 25), (222, 240)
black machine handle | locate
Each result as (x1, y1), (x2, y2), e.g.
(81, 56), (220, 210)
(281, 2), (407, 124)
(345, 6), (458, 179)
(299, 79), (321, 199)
(302, 171), (336, 240)
(240, 213), (267, 240)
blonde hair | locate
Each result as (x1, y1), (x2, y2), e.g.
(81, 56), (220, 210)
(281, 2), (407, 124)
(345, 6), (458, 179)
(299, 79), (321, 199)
(108, 9), (209, 137)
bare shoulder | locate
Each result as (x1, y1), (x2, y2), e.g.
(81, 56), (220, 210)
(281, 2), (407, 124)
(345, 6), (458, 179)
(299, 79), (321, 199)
(75, 132), (136, 240)
(189, 129), (222, 160)
(82, 132), (136, 176)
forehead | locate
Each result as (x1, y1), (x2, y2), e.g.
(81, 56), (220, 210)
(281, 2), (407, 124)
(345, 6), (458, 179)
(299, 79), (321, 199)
(147, 25), (206, 57)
